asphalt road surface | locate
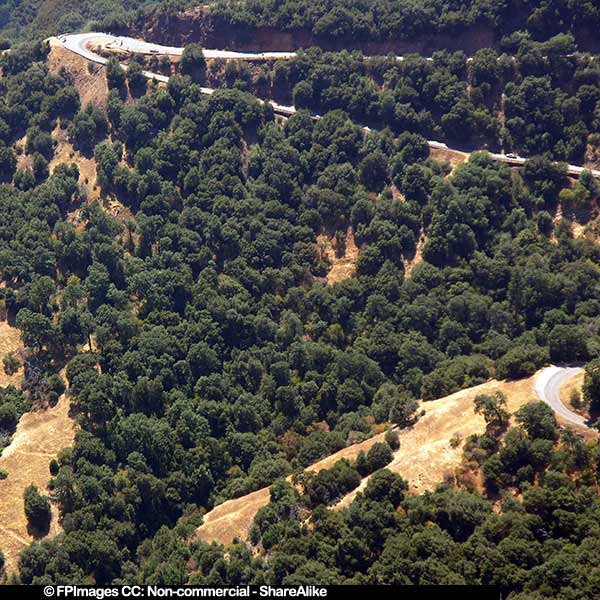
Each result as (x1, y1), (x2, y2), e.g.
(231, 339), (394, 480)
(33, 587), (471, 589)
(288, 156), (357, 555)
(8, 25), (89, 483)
(60, 32), (296, 61)
(534, 365), (588, 429)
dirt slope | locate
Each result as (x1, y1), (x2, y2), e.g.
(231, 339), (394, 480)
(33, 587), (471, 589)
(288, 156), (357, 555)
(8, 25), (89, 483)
(430, 147), (469, 173)
(196, 427), (391, 546)
(50, 124), (100, 201)
(47, 37), (109, 108)
(196, 372), (537, 547)
(0, 389), (75, 574)
(317, 227), (359, 285)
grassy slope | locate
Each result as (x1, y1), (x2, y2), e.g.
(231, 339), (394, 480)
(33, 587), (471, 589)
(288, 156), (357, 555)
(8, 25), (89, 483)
(196, 372), (539, 547)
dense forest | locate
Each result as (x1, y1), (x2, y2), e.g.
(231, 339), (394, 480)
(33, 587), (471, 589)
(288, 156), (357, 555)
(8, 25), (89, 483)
(0, 0), (599, 593)
(0, 0), (168, 43)
(207, 0), (600, 46)
(184, 33), (598, 160)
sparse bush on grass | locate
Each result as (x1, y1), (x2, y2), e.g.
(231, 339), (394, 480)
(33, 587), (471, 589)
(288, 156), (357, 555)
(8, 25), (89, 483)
(2, 352), (19, 376)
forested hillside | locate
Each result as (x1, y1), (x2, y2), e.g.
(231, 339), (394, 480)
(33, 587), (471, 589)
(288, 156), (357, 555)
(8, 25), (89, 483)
(0, 0), (167, 43)
(126, 0), (600, 54)
(0, 0), (600, 593)
(176, 36), (598, 162)
(208, 0), (600, 48)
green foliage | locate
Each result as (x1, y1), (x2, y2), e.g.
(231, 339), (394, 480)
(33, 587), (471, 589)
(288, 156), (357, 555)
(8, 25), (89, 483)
(49, 458), (59, 476)
(210, 0), (600, 49)
(384, 429), (399, 450)
(0, 143), (16, 183)
(69, 104), (109, 155)
(356, 441), (393, 476)
(473, 392), (510, 431)
(180, 44), (206, 84)
(127, 61), (148, 97)
(372, 383), (418, 427)
(359, 151), (389, 192)
(495, 345), (549, 380)
(583, 359), (600, 412)
(301, 459), (361, 508)
(157, 414), (600, 592)
(2, 351), (19, 375)
(515, 402), (558, 441)
(106, 57), (126, 91)
(2, 13), (600, 587)
(23, 484), (51, 531)
(548, 324), (589, 363)
(0, 3), (162, 42)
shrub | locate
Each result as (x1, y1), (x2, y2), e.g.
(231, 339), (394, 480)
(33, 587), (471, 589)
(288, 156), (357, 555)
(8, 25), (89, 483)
(24, 485), (51, 531)
(2, 352), (19, 375)
(496, 345), (548, 380)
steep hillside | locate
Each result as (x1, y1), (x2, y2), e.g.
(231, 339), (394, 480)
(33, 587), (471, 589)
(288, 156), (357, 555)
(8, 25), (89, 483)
(196, 372), (538, 547)
(2, 8), (600, 590)
(0, 380), (75, 574)
(0, 0), (161, 42)
(131, 1), (600, 53)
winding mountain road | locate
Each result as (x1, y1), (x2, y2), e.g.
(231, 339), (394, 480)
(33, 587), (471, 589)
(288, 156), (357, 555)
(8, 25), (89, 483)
(60, 32), (297, 62)
(534, 365), (590, 429)
(56, 32), (600, 178)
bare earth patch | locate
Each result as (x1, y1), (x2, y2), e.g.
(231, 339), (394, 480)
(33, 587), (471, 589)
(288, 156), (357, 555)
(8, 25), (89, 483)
(552, 199), (600, 245)
(15, 135), (32, 172)
(430, 147), (469, 174)
(316, 227), (359, 285)
(50, 125), (100, 202)
(196, 373), (537, 547)
(0, 322), (75, 574)
(404, 233), (426, 278)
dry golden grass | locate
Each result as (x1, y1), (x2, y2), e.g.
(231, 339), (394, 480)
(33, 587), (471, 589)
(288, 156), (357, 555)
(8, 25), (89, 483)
(337, 374), (536, 506)
(403, 233), (426, 278)
(316, 227), (359, 285)
(551, 199), (600, 246)
(0, 321), (24, 388)
(559, 370), (588, 420)
(15, 135), (32, 172)
(390, 185), (405, 202)
(196, 426), (394, 547)
(196, 373), (538, 547)
(0, 390), (75, 573)
(0, 323), (75, 574)
(430, 147), (469, 173)
(50, 125), (100, 202)
(196, 487), (271, 547)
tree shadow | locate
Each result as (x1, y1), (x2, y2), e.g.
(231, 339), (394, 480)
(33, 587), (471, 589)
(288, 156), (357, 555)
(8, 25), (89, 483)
(26, 513), (51, 539)
(587, 405), (600, 429)
(560, 200), (596, 226)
